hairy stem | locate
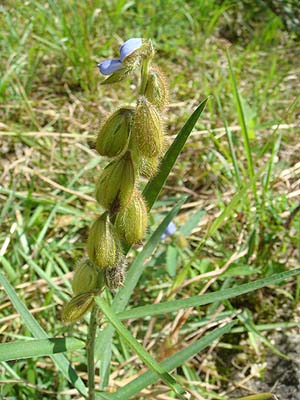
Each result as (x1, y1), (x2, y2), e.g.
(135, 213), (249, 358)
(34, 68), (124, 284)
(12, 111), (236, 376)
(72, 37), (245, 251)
(87, 304), (98, 400)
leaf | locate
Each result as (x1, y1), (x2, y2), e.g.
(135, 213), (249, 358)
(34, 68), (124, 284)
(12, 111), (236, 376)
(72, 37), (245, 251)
(95, 298), (187, 399)
(117, 268), (300, 320)
(179, 208), (205, 236)
(143, 98), (208, 209)
(226, 50), (257, 201)
(166, 245), (178, 277)
(0, 271), (87, 396)
(95, 320), (236, 399)
(0, 337), (85, 362)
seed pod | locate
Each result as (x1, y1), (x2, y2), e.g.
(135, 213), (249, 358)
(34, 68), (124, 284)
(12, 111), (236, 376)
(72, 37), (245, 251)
(61, 291), (95, 323)
(72, 259), (98, 295)
(138, 155), (159, 178)
(132, 96), (164, 158)
(95, 151), (136, 213)
(96, 108), (134, 158)
(145, 67), (169, 110)
(87, 213), (122, 269)
(104, 257), (127, 290)
(115, 190), (148, 245)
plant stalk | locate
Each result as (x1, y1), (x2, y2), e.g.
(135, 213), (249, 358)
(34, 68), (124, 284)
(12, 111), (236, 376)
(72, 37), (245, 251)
(87, 304), (98, 400)
(139, 57), (150, 95)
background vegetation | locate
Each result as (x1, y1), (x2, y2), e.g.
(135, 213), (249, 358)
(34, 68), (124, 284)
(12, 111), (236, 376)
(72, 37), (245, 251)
(0, 0), (299, 399)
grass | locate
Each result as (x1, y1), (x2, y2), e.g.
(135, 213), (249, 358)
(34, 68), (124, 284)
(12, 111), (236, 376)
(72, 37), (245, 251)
(1, 0), (300, 399)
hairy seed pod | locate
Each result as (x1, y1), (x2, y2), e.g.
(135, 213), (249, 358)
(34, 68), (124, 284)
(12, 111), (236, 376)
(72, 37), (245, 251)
(61, 291), (95, 323)
(115, 190), (148, 245)
(145, 67), (169, 110)
(96, 108), (134, 158)
(138, 155), (159, 178)
(72, 259), (98, 295)
(95, 151), (136, 213)
(132, 96), (164, 157)
(87, 213), (122, 269)
(104, 257), (127, 290)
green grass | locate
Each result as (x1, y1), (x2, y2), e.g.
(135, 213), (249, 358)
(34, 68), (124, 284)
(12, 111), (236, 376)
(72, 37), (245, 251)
(1, 0), (300, 399)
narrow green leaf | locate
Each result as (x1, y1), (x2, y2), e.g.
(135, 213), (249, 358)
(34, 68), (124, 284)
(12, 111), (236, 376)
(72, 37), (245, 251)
(95, 321), (236, 400)
(95, 298), (187, 399)
(0, 337), (85, 362)
(226, 50), (257, 201)
(117, 269), (300, 320)
(179, 208), (205, 236)
(95, 197), (187, 387)
(143, 98), (208, 209)
(0, 271), (87, 396)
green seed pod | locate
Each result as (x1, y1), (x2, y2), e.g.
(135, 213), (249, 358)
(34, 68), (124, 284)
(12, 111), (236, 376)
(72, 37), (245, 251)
(132, 96), (164, 158)
(115, 190), (148, 245)
(95, 151), (136, 213)
(87, 213), (122, 269)
(104, 257), (127, 290)
(138, 155), (160, 178)
(61, 291), (95, 323)
(96, 108), (134, 158)
(145, 67), (169, 110)
(72, 259), (98, 295)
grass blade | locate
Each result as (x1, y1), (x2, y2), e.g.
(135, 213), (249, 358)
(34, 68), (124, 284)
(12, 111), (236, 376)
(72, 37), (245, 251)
(143, 98), (208, 209)
(0, 337), (85, 362)
(0, 271), (87, 396)
(226, 50), (257, 201)
(95, 321), (236, 400)
(117, 269), (300, 320)
(95, 297), (187, 399)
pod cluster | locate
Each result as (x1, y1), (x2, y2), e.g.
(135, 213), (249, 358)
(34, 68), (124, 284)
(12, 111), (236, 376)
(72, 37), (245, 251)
(62, 39), (169, 323)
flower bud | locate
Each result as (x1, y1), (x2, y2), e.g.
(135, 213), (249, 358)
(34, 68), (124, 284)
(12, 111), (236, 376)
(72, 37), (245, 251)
(61, 291), (95, 323)
(96, 108), (134, 158)
(115, 190), (148, 245)
(132, 96), (164, 158)
(87, 213), (122, 269)
(138, 155), (159, 178)
(96, 151), (136, 213)
(145, 67), (169, 110)
(72, 259), (98, 295)
(104, 257), (127, 290)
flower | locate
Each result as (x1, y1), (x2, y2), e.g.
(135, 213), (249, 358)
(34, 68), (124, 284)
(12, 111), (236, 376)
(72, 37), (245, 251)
(161, 221), (177, 239)
(98, 38), (143, 76)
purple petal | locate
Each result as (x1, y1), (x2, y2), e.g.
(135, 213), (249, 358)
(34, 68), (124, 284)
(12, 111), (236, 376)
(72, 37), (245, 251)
(98, 59), (123, 75)
(165, 222), (176, 236)
(161, 222), (177, 240)
(120, 38), (142, 62)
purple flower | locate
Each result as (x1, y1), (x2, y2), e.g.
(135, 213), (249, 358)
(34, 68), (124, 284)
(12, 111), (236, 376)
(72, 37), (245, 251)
(98, 38), (143, 76)
(98, 59), (123, 75)
(161, 222), (177, 240)
(120, 38), (143, 62)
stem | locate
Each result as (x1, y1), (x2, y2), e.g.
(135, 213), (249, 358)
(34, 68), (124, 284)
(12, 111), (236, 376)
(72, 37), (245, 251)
(139, 57), (150, 95)
(87, 304), (98, 400)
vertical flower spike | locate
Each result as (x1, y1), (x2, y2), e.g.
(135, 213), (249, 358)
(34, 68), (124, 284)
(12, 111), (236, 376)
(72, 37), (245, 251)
(115, 190), (148, 245)
(145, 66), (169, 111)
(95, 151), (136, 213)
(132, 96), (164, 157)
(96, 107), (134, 158)
(87, 213), (122, 269)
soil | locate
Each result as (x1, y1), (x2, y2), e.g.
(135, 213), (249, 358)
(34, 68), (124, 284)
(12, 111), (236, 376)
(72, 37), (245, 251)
(232, 334), (300, 400)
